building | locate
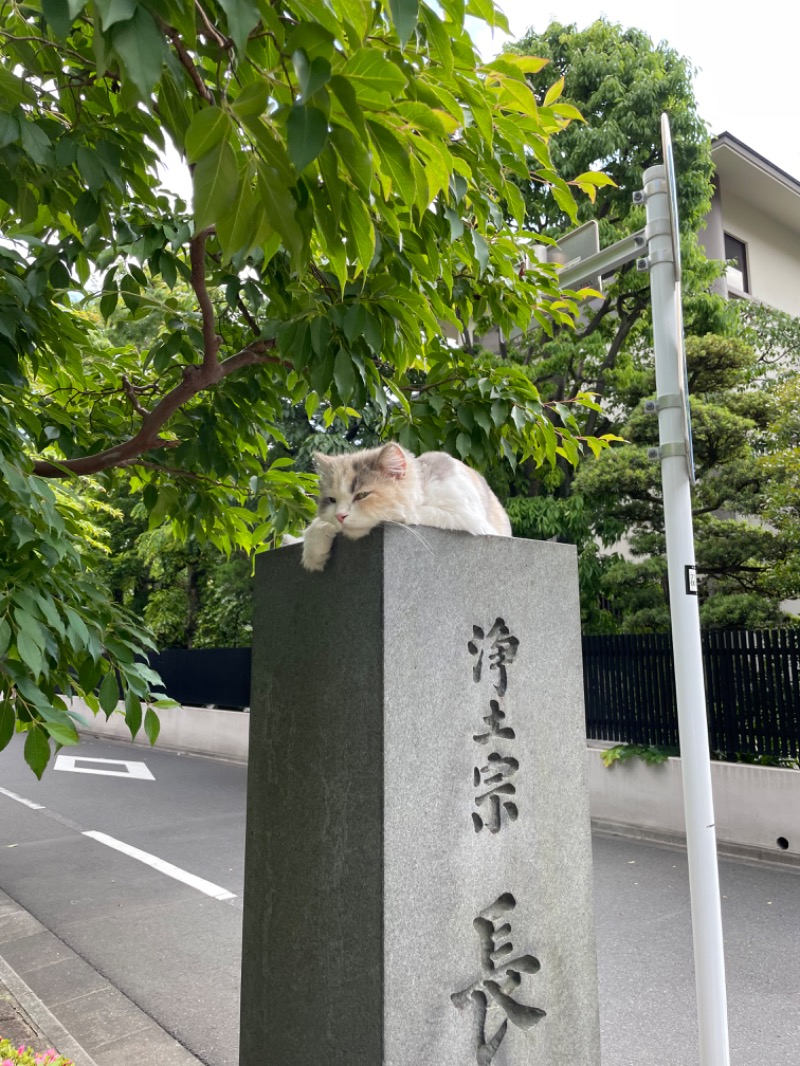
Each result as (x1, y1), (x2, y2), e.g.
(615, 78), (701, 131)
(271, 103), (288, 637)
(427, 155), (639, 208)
(702, 132), (800, 317)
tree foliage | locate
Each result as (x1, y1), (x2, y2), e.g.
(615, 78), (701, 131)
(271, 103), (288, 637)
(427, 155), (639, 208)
(501, 19), (719, 457)
(483, 20), (800, 630)
(576, 331), (800, 631)
(0, 0), (617, 773)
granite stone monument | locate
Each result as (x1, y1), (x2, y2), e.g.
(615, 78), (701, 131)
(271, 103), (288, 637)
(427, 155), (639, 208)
(240, 526), (600, 1066)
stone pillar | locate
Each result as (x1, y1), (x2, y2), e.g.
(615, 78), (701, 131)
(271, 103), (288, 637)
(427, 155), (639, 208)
(240, 527), (600, 1066)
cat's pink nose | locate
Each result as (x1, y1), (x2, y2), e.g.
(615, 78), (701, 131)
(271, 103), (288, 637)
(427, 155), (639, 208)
(336, 512), (348, 524)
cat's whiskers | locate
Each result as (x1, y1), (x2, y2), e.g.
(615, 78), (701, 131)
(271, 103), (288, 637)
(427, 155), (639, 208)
(382, 520), (435, 555)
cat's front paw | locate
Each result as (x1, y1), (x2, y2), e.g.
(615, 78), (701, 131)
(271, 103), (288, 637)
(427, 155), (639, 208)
(301, 519), (337, 571)
(301, 544), (329, 571)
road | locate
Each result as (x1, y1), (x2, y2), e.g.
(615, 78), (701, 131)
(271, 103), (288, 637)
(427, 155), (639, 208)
(0, 736), (245, 1066)
(1, 735), (799, 1065)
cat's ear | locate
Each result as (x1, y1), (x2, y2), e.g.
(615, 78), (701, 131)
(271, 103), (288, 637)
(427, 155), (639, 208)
(377, 442), (407, 480)
(312, 452), (333, 473)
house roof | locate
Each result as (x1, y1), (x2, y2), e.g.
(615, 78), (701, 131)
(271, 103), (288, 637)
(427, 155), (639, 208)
(712, 131), (800, 236)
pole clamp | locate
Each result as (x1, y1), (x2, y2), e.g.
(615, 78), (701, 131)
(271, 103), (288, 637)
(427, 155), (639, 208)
(647, 442), (687, 461)
(640, 248), (675, 270)
(643, 394), (683, 414)
(645, 218), (672, 241)
(633, 178), (668, 203)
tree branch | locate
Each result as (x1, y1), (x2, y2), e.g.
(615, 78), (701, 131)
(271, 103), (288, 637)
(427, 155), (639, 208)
(190, 228), (222, 368)
(122, 374), (150, 417)
(194, 1), (230, 50)
(32, 341), (281, 478)
(163, 23), (215, 104)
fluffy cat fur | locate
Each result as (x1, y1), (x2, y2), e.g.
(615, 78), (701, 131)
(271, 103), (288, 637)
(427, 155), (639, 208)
(301, 442), (511, 571)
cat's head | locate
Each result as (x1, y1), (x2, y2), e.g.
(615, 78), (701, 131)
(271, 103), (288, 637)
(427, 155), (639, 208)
(313, 443), (414, 539)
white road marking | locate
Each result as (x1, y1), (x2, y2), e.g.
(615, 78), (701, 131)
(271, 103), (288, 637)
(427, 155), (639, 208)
(54, 755), (155, 780)
(0, 786), (45, 810)
(83, 830), (236, 901)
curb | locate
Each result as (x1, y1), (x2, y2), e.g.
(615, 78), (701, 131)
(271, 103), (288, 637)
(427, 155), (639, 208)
(0, 953), (99, 1066)
(0, 890), (202, 1066)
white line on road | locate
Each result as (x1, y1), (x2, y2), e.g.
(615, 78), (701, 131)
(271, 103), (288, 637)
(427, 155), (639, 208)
(0, 786), (46, 810)
(55, 755), (155, 780)
(82, 830), (236, 901)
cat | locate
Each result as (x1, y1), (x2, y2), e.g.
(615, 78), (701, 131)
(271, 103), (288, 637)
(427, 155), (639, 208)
(301, 441), (511, 571)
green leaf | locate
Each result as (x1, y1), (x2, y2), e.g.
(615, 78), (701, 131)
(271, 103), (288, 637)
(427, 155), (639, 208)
(144, 707), (161, 745)
(17, 632), (44, 680)
(543, 76), (565, 107)
(388, 0), (419, 46)
(470, 229), (490, 275)
(95, 0), (136, 31)
(342, 188), (374, 272)
(111, 6), (167, 98)
(490, 399), (508, 427)
(44, 721), (80, 746)
(258, 163), (303, 261)
(0, 69), (35, 108)
(74, 191), (100, 228)
(367, 121), (415, 204)
(98, 669), (120, 716)
(24, 727), (51, 780)
(125, 689), (142, 738)
(231, 80), (270, 119)
(100, 287), (119, 320)
(0, 112), (19, 149)
(342, 49), (407, 97)
(293, 53), (332, 102)
(193, 139), (240, 230)
(0, 617), (11, 657)
(77, 145), (106, 193)
(217, 176), (262, 260)
(42, 0), (75, 38)
(217, 0), (260, 55)
(185, 107), (232, 164)
(420, 6), (452, 75)
(286, 105), (328, 172)
(0, 701), (14, 753)
(549, 181), (579, 223)
(14, 608), (47, 649)
(334, 348), (356, 403)
(20, 122), (52, 165)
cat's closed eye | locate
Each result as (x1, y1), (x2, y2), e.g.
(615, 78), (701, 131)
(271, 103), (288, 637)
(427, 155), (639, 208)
(354, 491), (370, 501)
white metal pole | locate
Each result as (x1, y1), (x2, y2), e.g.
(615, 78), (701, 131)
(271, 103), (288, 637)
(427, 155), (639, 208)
(641, 161), (731, 1066)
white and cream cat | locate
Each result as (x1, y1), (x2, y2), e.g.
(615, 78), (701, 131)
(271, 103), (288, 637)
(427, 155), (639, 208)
(301, 442), (511, 571)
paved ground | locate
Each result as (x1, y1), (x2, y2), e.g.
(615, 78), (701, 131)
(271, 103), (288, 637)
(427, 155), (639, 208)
(1, 734), (799, 1065)
(0, 736), (243, 1065)
(593, 832), (800, 1065)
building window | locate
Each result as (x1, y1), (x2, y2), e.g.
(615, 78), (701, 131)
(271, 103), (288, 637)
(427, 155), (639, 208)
(724, 233), (750, 293)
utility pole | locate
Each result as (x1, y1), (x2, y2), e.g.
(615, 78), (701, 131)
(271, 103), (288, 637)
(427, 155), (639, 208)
(558, 114), (731, 1066)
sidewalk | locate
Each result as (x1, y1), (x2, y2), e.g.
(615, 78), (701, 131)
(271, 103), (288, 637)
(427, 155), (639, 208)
(0, 971), (57, 1059)
(0, 890), (201, 1066)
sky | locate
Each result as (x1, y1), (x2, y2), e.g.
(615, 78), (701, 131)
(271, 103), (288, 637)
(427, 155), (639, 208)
(472, 0), (800, 181)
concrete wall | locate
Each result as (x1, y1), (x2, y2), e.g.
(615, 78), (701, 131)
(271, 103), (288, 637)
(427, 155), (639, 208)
(74, 700), (250, 763)
(588, 744), (800, 864)
(719, 189), (800, 316)
(77, 703), (800, 865)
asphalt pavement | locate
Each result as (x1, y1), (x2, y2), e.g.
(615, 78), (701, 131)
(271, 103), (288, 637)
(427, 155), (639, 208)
(1, 734), (799, 1066)
(0, 736), (244, 1066)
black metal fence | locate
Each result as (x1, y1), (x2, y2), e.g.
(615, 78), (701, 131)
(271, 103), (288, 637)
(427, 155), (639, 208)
(149, 630), (800, 758)
(148, 648), (252, 710)
(583, 629), (800, 759)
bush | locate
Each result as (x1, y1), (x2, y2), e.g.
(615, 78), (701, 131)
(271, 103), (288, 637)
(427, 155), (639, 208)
(0, 1040), (73, 1065)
